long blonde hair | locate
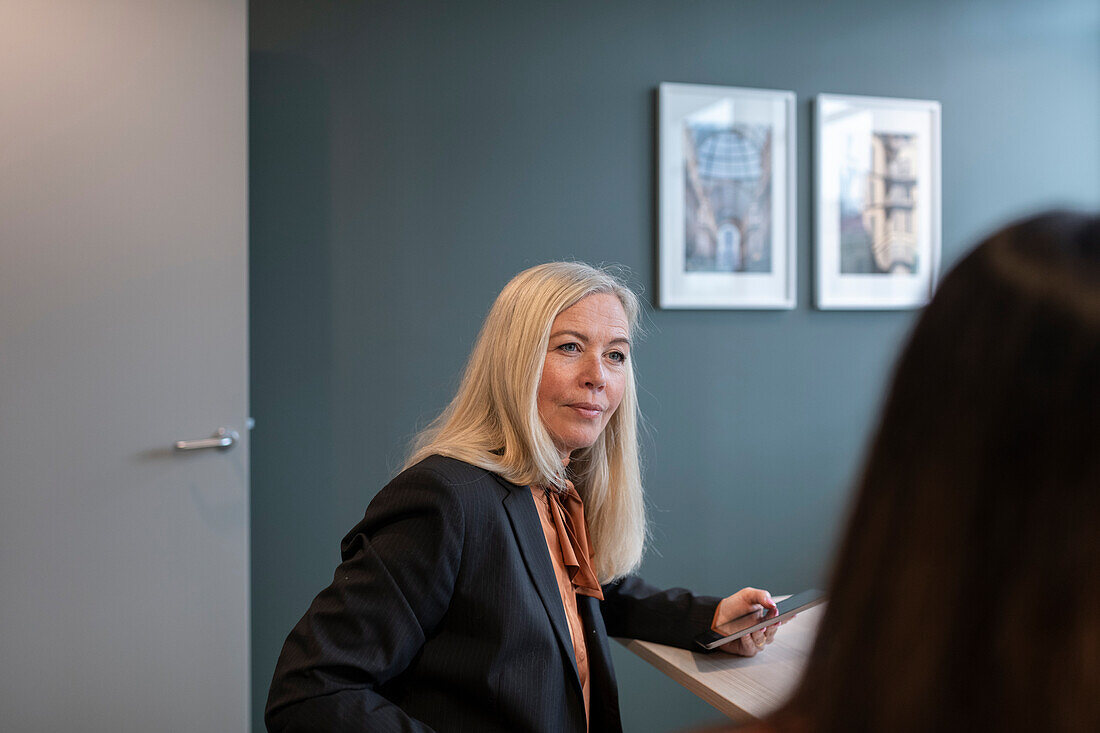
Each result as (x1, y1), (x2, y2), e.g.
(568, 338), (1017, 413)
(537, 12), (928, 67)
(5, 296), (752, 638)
(405, 262), (647, 582)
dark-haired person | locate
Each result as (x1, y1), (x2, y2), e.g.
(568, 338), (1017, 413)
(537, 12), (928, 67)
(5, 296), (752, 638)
(738, 211), (1100, 733)
(265, 262), (782, 732)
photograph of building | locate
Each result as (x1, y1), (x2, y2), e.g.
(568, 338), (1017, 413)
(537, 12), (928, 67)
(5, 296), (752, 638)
(840, 131), (920, 274)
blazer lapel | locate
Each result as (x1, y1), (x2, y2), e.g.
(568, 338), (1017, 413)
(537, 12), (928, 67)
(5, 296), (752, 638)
(495, 473), (583, 695)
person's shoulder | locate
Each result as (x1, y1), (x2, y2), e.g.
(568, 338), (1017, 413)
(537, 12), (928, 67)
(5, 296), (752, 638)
(402, 454), (496, 486)
(392, 454), (513, 504)
(341, 457), (493, 558)
(361, 456), (486, 520)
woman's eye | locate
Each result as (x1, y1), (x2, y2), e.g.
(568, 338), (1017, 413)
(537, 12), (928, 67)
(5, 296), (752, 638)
(608, 351), (626, 363)
(558, 343), (580, 353)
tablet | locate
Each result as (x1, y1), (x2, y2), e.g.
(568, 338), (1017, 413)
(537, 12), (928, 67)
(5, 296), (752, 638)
(694, 589), (826, 650)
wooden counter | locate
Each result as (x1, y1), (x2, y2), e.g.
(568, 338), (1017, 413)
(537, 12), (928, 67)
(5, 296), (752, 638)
(616, 600), (824, 724)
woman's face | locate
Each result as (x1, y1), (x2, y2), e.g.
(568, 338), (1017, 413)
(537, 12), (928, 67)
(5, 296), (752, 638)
(537, 293), (630, 460)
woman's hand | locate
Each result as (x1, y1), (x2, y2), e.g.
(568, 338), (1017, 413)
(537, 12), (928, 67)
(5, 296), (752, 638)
(711, 587), (781, 657)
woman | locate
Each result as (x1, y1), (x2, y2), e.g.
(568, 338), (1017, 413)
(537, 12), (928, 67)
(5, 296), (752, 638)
(747, 212), (1100, 732)
(265, 262), (780, 732)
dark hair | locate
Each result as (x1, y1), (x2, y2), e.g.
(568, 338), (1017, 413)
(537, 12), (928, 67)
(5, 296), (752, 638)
(777, 212), (1100, 732)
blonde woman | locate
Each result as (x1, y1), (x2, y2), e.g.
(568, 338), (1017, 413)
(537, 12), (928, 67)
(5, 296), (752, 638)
(266, 262), (779, 733)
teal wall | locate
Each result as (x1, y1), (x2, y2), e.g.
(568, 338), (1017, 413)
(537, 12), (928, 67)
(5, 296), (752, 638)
(249, 1), (1100, 730)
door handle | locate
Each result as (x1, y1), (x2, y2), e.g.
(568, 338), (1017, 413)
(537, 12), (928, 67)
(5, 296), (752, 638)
(174, 427), (239, 451)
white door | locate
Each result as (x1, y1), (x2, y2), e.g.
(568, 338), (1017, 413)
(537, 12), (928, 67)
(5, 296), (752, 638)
(0, 2), (249, 730)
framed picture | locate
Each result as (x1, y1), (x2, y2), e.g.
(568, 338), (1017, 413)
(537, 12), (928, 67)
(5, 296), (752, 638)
(814, 93), (941, 309)
(659, 83), (796, 309)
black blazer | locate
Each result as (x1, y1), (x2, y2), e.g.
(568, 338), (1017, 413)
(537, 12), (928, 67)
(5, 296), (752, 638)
(265, 455), (721, 732)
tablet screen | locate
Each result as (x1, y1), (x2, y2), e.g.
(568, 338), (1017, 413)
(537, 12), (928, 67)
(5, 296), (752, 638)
(694, 589), (825, 650)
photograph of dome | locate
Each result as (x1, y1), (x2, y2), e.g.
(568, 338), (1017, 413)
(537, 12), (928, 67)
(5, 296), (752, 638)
(659, 83), (796, 309)
(683, 120), (773, 274)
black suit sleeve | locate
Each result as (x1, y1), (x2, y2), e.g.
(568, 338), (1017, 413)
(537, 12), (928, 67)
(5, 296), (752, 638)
(265, 466), (465, 733)
(598, 575), (722, 650)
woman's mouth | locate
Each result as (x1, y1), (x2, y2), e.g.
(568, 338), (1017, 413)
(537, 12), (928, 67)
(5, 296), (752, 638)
(568, 403), (604, 419)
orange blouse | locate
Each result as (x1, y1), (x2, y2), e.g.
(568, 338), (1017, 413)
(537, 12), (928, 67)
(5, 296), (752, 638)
(530, 486), (592, 727)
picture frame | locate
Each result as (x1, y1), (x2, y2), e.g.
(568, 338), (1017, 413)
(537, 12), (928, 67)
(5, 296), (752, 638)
(658, 83), (797, 309)
(814, 93), (942, 309)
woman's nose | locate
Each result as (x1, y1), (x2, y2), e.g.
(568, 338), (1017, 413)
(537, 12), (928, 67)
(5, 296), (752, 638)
(581, 356), (606, 389)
